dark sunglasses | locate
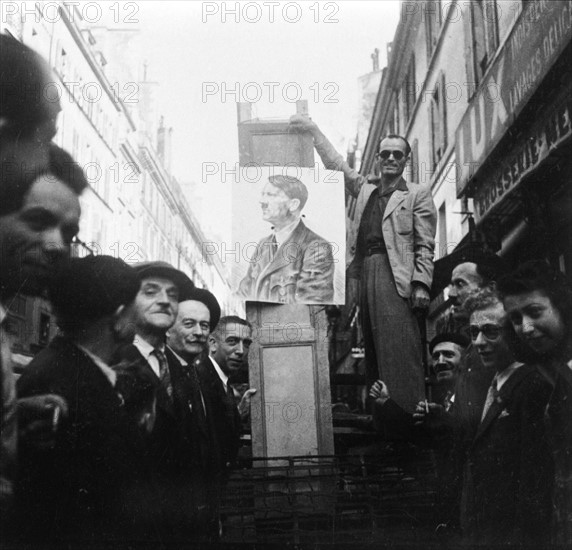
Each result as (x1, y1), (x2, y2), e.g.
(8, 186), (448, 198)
(376, 149), (405, 161)
(469, 323), (503, 341)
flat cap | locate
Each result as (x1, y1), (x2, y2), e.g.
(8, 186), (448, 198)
(429, 332), (470, 354)
(48, 255), (140, 324)
(132, 261), (194, 299)
(180, 287), (221, 330)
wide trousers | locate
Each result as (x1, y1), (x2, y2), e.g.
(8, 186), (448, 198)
(360, 253), (425, 413)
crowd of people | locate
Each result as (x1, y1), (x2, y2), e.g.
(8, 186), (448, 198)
(291, 113), (572, 547)
(1, 33), (571, 549)
(369, 255), (572, 546)
(0, 35), (255, 545)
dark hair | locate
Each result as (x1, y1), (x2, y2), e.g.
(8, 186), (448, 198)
(0, 143), (86, 216)
(267, 175), (308, 211)
(211, 315), (252, 340)
(452, 249), (508, 287)
(474, 257), (507, 286)
(463, 287), (503, 317)
(42, 143), (88, 194)
(379, 134), (411, 157)
(498, 260), (572, 337)
(0, 34), (58, 131)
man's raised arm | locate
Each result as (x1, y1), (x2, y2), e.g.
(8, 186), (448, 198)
(289, 114), (367, 199)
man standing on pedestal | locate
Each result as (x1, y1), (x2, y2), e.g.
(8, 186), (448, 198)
(290, 115), (437, 410)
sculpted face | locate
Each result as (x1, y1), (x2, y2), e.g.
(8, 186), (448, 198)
(210, 322), (252, 378)
(470, 303), (513, 372)
(167, 300), (211, 359)
(259, 182), (298, 226)
(130, 276), (179, 332)
(504, 290), (566, 357)
(0, 174), (80, 297)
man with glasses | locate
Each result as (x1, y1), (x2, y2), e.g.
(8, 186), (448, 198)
(458, 288), (553, 546)
(290, 115), (436, 411)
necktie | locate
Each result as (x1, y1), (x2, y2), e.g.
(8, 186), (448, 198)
(270, 234), (278, 260)
(480, 377), (499, 422)
(153, 348), (173, 401)
(226, 381), (235, 402)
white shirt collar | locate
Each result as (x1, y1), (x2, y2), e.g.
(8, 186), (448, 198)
(273, 218), (301, 249)
(133, 335), (166, 378)
(76, 344), (117, 387)
(168, 347), (188, 367)
(209, 355), (228, 387)
(133, 334), (163, 357)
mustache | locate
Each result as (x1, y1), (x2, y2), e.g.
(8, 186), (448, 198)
(153, 306), (173, 314)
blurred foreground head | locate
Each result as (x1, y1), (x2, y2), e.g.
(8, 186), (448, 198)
(48, 255), (140, 342)
(1, 34), (62, 211)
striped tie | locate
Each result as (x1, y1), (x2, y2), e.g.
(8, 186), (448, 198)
(480, 377), (499, 422)
(153, 348), (173, 401)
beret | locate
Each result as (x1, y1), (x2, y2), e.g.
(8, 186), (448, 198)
(48, 255), (140, 323)
(132, 261), (194, 300)
(180, 287), (221, 330)
(429, 332), (470, 354)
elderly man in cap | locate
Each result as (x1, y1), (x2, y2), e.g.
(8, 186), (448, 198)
(167, 292), (255, 531)
(13, 256), (151, 545)
(117, 261), (218, 542)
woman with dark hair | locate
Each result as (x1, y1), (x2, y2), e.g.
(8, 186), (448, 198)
(499, 260), (572, 546)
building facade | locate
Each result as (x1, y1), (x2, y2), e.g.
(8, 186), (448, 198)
(1, 1), (234, 359)
(361, 0), (572, 321)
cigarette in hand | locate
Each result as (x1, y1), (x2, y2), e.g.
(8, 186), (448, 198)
(424, 400), (429, 414)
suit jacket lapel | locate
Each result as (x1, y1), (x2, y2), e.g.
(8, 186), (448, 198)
(383, 188), (407, 220)
(473, 365), (530, 442)
(166, 348), (209, 439)
(119, 343), (176, 418)
(256, 220), (306, 285)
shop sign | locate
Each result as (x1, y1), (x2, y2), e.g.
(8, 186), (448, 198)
(473, 94), (572, 222)
(456, 0), (572, 195)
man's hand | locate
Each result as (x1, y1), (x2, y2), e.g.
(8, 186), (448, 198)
(17, 394), (69, 450)
(410, 284), (430, 313)
(412, 400), (445, 427)
(368, 380), (390, 406)
(238, 388), (257, 421)
(289, 114), (319, 135)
